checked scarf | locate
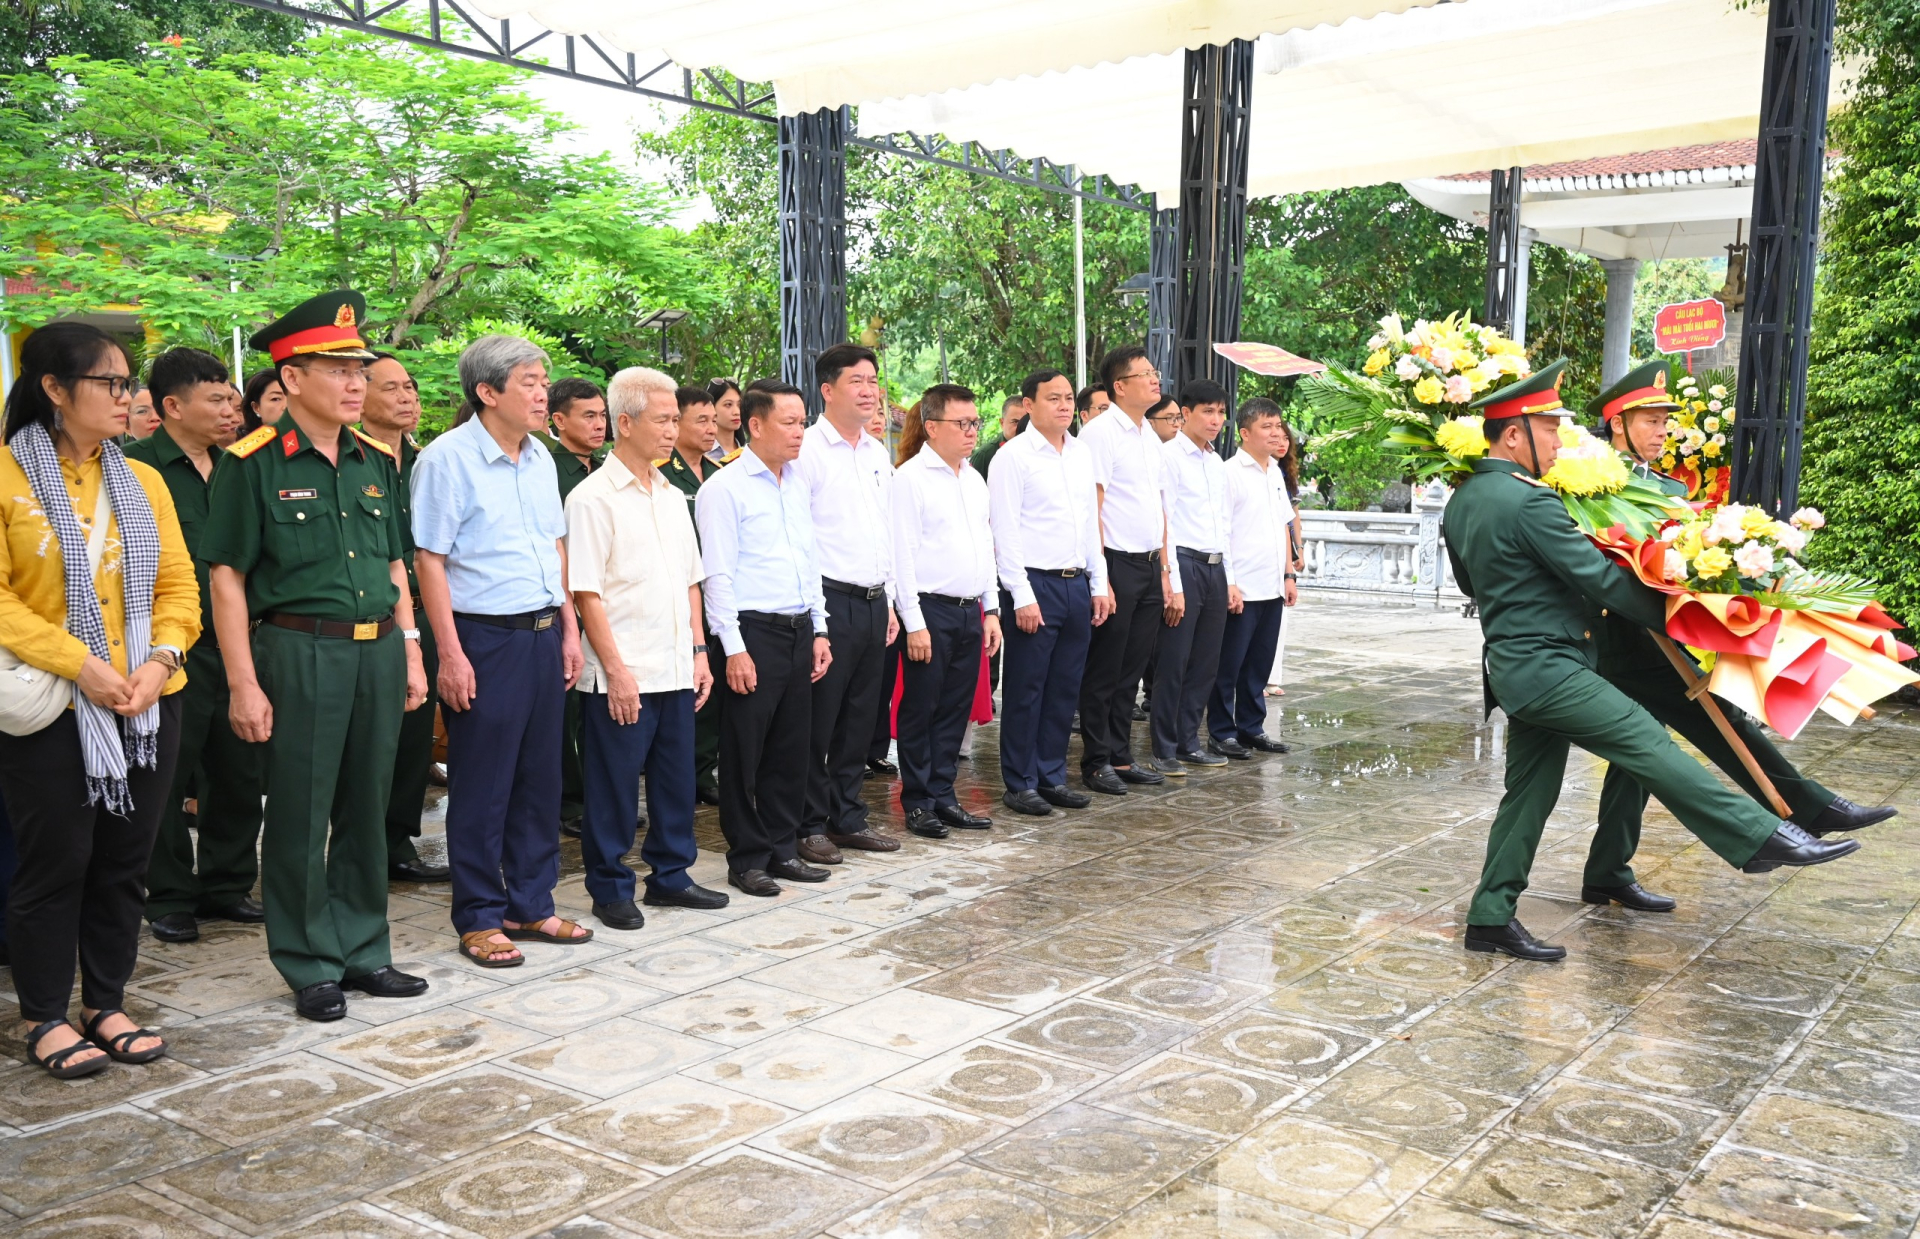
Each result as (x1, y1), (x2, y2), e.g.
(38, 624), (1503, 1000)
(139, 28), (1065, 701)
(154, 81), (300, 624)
(13, 421), (162, 813)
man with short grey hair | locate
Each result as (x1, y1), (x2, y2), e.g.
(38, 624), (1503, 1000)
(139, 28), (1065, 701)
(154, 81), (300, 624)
(413, 334), (591, 968)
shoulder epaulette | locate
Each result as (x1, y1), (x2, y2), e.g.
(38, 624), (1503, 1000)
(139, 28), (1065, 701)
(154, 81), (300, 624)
(721, 447), (742, 464)
(352, 427), (397, 460)
(652, 457), (672, 469)
(227, 425), (278, 459)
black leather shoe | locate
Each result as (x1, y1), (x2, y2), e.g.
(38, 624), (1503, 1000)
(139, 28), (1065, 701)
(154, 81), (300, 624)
(1581, 882), (1677, 912)
(936, 804), (993, 830)
(560, 815), (583, 839)
(1742, 821), (1861, 873)
(1038, 784), (1091, 809)
(696, 780), (722, 806)
(1130, 703), (1149, 721)
(1176, 748), (1229, 767)
(1807, 796), (1898, 837)
(199, 896), (266, 923)
(149, 912), (199, 943)
(1207, 737), (1252, 760)
(1002, 789), (1053, 816)
(907, 808), (950, 839)
(865, 758), (899, 779)
(1082, 766), (1128, 796)
(1464, 919), (1566, 962)
(828, 828), (904, 851)
(593, 899), (647, 930)
(1113, 765), (1165, 786)
(646, 883), (730, 910)
(295, 981), (347, 1021)
(389, 859), (452, 883)
(340, 966), (428, 998)
(729, 869), (781, 897)
(770, 857), (831, 883)
(1242, 734), (1290, 753)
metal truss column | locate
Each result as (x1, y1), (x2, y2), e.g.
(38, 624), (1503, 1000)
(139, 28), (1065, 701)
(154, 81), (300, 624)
(780, 105), (849, 417)
(1147, 204), (1178, 384)
(1730, 0), (1836, 513)
(1483, 167), (1524, 337)
(1174, 40), (1253, 410)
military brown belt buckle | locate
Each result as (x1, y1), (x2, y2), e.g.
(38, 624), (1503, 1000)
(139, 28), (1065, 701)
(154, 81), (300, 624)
(352, 622), (379, 641)
(534, 613), (554, 631)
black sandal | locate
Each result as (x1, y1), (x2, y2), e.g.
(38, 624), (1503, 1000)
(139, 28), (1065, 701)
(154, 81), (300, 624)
(82, 1008), (166, 1064)
(25, 1019), (109, 1078)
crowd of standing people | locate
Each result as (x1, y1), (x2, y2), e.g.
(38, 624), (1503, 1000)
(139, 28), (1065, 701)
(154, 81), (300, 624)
(0, 288), (1302, 1078)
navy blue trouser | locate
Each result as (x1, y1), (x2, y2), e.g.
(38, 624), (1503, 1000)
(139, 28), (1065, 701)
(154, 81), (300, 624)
(581, 688), (698, 905)
(443, 619), (564, 934)
(900, 597), (982, 812)
(1209, 596), (1285, 744)
(1152, 553), (1229, 758)
(999, 572), (1092, 791)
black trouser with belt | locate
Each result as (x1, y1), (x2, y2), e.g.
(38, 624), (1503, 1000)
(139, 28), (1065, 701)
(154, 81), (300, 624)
(899, 595), (983, 813)
(720, 612), (815, 874)
(0, 696), (182, 1022)
(1153, 549), (1230, 758)
(806, 580), (888, 837)
(1079, 548), (1162, 774)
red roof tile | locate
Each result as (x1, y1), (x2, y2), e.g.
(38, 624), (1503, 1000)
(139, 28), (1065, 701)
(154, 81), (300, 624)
(1440, 140), (1758, 181)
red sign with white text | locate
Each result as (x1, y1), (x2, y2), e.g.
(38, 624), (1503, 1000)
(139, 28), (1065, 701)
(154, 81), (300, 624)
(1654, 297), (1728, 354)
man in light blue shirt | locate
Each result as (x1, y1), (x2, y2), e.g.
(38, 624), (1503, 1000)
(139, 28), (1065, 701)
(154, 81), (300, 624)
(412, 334), (590, 968)
(695, 381), (834, 897)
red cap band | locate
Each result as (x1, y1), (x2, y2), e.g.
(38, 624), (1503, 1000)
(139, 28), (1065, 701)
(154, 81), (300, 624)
(267, 322), (368, 363)
(1601, 386), (1673, 420)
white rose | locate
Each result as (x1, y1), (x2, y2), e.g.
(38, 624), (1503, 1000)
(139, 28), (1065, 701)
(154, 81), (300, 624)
(1710, 433), (1726, 447)
(1790, 506), (1826, 530)
(1707, 400), (1723, 412)
(1708, 384), (1728, 398)
(1702, 417), (1720, 433)
(1663, 548), (1689, 582)
(1774, 525), (1808, 555)
(1734, 540), (1776, 578)
(1367, 333), (1387, 350)
(1395, 355), (1422, 382)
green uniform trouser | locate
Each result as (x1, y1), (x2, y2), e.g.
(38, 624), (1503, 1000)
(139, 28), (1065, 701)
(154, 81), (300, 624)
(1470, 668), (1780, 927)
(254, 622), (403, 989)
(385, 616), (439, 865)
(144, 642), (267, 917)
(1587, 671), (1835, 889)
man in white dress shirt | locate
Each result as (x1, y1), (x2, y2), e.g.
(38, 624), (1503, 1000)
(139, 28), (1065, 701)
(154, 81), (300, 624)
(892, 384), (1003, 839)
(1210, 398), (1298, 758)
(1077, 345), (1174, 797)
(988, 370), (1113, 817)
(1150, 380), (1237, 775)
(566, 367), (728, 931)
(694, 383), (835, 897)
(792, 344), (901, 862)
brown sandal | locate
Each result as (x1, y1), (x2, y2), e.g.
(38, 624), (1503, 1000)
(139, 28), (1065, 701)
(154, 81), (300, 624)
(459, 930), (524, 968)
(502, 916), (594, 945)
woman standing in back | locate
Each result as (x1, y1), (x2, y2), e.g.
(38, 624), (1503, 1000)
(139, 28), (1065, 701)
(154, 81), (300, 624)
(0, 323), (201, 1076)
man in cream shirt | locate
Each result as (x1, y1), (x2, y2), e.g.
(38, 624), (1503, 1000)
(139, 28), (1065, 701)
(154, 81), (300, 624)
(566, 366), (727, 931)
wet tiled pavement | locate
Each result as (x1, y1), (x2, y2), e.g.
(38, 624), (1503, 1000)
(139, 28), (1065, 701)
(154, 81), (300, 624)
(4, 594), (1918, 1238)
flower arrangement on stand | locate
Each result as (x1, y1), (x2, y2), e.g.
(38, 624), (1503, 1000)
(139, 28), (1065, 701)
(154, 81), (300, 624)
(1657, 366), (1735, 504)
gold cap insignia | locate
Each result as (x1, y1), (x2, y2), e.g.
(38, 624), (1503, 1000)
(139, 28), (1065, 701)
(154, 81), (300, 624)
(334, 303), (356, 329)
(1653, 370), (1667, 390)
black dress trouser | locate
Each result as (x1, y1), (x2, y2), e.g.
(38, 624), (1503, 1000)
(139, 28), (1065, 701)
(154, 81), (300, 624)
(0, 696), (182, 1022)
(869, 630), (903, 766)
(719, 613), (814, 875)
(1079, 549), (1162, 774)
(805, 586), (887, 836)
(899, 596), (983, 813)
(1152, 552), (1230, 759)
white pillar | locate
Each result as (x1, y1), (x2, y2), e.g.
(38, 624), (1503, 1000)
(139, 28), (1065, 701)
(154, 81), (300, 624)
(1510, 228), (1536, 347)
(1599, 258), (1641, 385)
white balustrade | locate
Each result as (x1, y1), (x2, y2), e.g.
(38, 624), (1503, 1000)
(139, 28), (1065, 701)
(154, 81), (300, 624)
(1295, 484), (1463, 602)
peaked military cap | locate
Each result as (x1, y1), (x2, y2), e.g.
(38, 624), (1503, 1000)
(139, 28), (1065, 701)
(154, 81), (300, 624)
(249, 289), (378, 364)
(1586, 359), (1681, 425)
(1470, 358), (1572, 421)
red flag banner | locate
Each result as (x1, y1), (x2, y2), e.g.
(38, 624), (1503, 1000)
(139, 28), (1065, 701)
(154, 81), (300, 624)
(1212, 342), (1328, 378)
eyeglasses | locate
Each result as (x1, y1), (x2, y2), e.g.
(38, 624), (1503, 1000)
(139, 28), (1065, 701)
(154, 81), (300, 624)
(1146, 412), (1184, 422)
(72, 375), (136, 399)
(928, 418), (983, 433)
(1117, 369), (1161, 384)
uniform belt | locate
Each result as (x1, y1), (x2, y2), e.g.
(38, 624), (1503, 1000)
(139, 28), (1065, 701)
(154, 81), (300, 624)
(740, 610), (811, 629)
(1029, 567), (1084, 578)
(454, 607), (559, 631)
(822, 577), (887, 600)
(264, 613), (394, 641)
(1105, 548), (1160, 565)
(921, 592), (980, 608)
(1176, 547), (1224, 565)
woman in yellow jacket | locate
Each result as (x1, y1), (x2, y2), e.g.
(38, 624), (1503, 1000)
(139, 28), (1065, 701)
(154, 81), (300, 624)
(0, 323), (199, 1077)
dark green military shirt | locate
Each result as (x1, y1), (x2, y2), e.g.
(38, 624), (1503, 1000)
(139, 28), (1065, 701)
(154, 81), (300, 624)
(537, 432), (607, 503)
(661, 447), (708, 501)
(123, 425), (222, 643)
(1443, 456), (1668, 714)
(200, 418), (405, 622)
(388, 433), (421, 597)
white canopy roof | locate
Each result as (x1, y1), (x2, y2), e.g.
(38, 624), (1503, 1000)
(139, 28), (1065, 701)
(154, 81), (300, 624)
(859, 0), (1817, 199)
(458, 0), (1433, 117)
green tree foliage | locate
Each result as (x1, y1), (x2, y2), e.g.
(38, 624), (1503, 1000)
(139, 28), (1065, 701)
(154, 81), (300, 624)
(1630, 257), (1723, 358)
(0, 31), (707, 415)
(1, 0), (305, 77)
(1799, 0), (1920, 631)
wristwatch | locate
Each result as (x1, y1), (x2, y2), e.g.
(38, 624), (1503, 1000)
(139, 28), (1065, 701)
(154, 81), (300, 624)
(693, 643), (709, 655)
(147, 644), (183, 673)
(401, 628), (421, 641)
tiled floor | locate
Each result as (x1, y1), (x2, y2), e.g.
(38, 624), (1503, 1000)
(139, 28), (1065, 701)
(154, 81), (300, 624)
(4, 594), (1918, 1238)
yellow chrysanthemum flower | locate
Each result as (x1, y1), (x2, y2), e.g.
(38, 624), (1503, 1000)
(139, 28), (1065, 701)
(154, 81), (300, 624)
(1434, 416), (1488, 459)
(1363, 349), (1389, 376)
(1694, 546), (1734, 578)
(1541, 432), (1630, 497)
(1412, 376), (1444, 405)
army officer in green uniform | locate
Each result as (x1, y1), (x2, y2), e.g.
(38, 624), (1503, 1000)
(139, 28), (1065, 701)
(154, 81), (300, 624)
(1441, 361), (1859, 962)
(541, 377), (607, 834)
(1579, 362), (1895, 915)
(202, 290), (430, 1020)
(665, 385), (724, 803)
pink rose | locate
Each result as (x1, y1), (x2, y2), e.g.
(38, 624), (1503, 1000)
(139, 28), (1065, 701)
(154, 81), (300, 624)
(1443, 375), (1474, 404)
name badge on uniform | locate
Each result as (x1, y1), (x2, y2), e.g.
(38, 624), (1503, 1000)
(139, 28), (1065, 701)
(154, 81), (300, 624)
(278, 488), (319, 501)
(361, 484), (385, 498)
